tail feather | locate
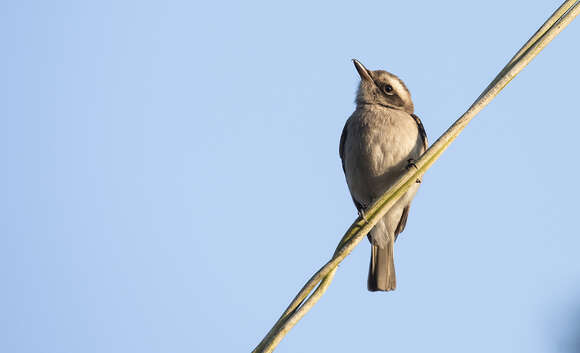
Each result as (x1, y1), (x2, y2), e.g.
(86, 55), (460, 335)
(367, 240), (396, 292)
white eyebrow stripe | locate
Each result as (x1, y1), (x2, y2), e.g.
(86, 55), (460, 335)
(389, 78), (407, 95)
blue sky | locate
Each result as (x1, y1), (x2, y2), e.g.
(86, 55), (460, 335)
(1, 1), (580, 352)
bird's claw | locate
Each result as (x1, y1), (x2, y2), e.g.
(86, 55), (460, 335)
(358, 208), (369, 224)
(406, 159), (422, 183)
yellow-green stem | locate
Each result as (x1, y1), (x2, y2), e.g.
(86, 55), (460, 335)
(253, 2), (579, 352)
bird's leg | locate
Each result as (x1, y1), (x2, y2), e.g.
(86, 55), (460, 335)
(406, 159), (422, 184)
(357, 201), (371, 224)
(358, 208), (369, 223)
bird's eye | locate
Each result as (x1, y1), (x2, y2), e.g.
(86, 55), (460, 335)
(383, 84), (393, 94)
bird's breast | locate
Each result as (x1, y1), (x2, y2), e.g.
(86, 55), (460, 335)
(344, 107), (422, 201)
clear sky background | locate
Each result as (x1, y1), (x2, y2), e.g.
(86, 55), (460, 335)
(1, 1), (580, 352)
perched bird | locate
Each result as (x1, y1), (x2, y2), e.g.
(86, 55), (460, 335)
(339, 59), (428, 292)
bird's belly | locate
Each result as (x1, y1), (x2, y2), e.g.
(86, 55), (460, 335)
(346, 118), (420, 203)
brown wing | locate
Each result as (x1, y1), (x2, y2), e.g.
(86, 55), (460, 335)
(339, 120), (365, 212)
(393, 114), (426, 240)
(339, 121), (348, 172)
(411, 113), (428, 151)
(394, 206), (410, 241)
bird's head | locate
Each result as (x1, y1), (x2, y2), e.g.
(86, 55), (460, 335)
(352, 59), (414, 114)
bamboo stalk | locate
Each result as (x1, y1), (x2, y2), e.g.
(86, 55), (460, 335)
(479, 0), (577, 100)
(253, 2), (580, 352)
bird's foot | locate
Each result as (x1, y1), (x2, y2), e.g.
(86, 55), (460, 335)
(358, 208), (369, 224)
(406, 159), (422, 184)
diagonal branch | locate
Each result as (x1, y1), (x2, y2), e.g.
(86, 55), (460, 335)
(253, 2), (580, 352)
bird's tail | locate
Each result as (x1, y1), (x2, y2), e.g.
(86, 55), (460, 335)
(367, 239), (396, 292)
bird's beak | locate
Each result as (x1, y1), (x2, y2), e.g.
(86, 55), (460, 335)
(352, 59), (373, 82)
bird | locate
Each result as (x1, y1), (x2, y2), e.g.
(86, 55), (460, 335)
(339, 59), (428, 292)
